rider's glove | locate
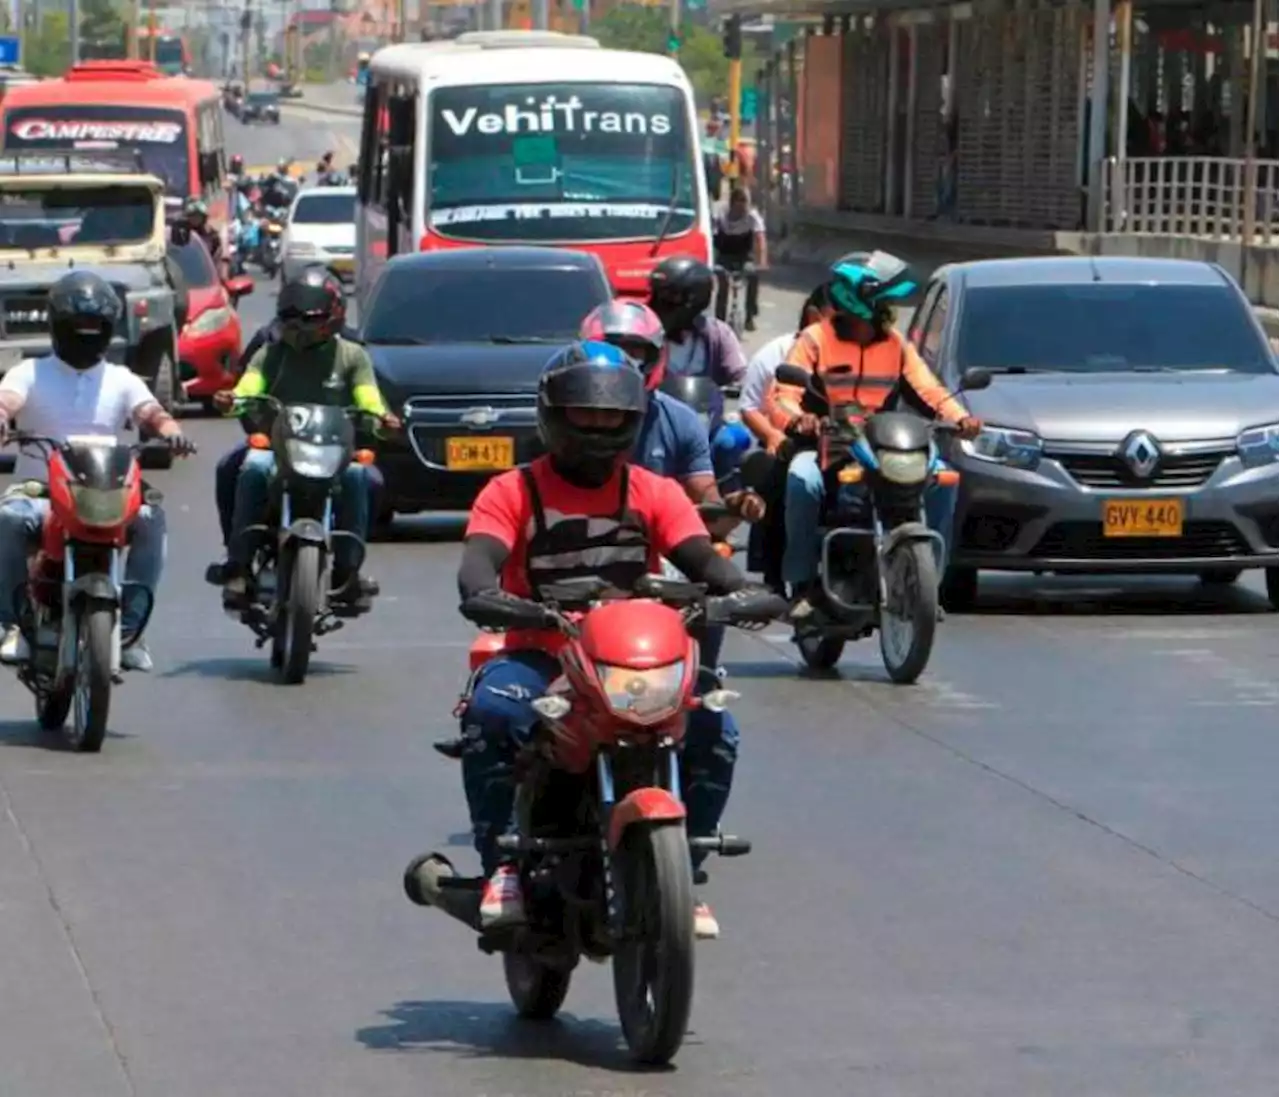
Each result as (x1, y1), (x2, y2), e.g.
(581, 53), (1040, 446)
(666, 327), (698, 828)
(167, 433), (198, 457)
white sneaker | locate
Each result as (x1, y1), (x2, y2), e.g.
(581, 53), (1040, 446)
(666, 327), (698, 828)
(694, 899), (720, 940)
(479, 865), (526, 929)
(121, 641), (153, 673)
(0, 625), (29, 664)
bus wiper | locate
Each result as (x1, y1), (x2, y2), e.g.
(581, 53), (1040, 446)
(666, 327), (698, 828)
(366, 336), (432, 345)
(979, 366), (1060, 375)
(649, 167), (683, 257)
(484, 335), (559, 344)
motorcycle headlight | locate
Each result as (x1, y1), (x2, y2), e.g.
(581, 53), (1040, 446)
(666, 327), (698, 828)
(876, 450), (929, 484)
(69, 486), (127, 527)
(284, 439), (346, 479)
(186, 306), (233, 337)
(960, 425), (1043, 470)
(596, 660), (686, 721)
(1236, 423), (1279, 467)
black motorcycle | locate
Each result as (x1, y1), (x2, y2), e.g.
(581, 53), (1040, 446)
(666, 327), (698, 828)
(214, 395), (378, 684)
(765, 364), (990, 682)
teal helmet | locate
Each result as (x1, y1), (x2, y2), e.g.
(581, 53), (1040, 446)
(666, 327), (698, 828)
(828, 251), (917, 320)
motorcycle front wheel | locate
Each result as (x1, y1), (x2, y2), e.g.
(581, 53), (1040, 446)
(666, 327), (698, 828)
(278, 543), (320, 684)
(612, 822), (695, 1065)
(878, 540), (939, 685)
(68, 602), (114, 752)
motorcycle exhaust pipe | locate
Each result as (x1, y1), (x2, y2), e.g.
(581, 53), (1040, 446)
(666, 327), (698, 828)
(402, 852), (481, 930)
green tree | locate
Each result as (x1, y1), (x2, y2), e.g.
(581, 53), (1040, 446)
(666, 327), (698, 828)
(25, 12), (72, 77)
(78, 0), (127, 53)
(593, 5), (758, 107)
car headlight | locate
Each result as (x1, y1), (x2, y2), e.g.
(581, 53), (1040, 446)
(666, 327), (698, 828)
(596, 660), (686, 721)
(876, 450), (930, 484)
(960, 425), (1043, 470)
(284, 439), (346, 479)
(1236, 423), (1279, 467)
(185, 307), (233, 337)
(69, 486), (127, 527)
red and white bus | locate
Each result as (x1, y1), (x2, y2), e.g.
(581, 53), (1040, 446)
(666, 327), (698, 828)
(354, 31), (710, 309)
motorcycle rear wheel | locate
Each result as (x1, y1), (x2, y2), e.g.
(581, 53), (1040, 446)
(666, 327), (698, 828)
(68, 603), (114, 752)
(279, 544), (320, 684)
(879, 540), (938, 685)
(612, 822), (695, 1065)
(503, 952), (572, 1020)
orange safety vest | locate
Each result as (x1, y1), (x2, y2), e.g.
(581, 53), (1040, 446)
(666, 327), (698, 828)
(769, 320), (964, 431)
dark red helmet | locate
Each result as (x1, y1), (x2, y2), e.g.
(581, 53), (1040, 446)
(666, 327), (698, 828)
(579, 298), (668, 390)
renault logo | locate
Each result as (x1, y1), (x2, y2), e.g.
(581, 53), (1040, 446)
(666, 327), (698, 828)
(460, 406), (501, 427)
(1121, 431), (1161, 478)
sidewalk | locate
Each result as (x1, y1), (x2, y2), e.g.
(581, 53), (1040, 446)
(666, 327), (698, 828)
(283, 83), (363, 119)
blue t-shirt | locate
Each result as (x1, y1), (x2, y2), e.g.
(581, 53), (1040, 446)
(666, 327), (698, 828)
(633, 389), (713, 480)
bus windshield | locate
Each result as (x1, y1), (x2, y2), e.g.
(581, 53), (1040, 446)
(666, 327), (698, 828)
(427, 82), (697, 244)
(3, 105), (190, 196)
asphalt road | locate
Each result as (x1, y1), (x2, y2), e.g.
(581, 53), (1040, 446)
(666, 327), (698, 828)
(0, 112), (1274, 1097)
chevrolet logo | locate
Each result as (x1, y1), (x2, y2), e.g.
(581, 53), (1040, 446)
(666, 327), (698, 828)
(459, 406), (501, 427)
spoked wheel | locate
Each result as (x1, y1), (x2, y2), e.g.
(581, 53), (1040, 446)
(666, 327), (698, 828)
(611, 822), (695, 1066)
(503, 952), (572, 1020)
(67, 603), (114, 753)
(279, 544), (320, 684)
(879, 541), (939, 685)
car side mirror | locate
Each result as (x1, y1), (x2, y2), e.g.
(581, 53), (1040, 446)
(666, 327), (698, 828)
(169, 222), (191, 246)
(959, 367), (992, 392)
(225, 275), (254, 300)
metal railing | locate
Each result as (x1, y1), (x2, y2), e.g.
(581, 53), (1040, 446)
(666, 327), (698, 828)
(1101, 156), (1280, 245)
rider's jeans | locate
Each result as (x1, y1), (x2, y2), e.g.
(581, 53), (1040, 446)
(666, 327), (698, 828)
(782, 450), (959, 587)
(0, 495), (166, 635)
(461, 650), (740, 875)
(228, 449), (370, 571)
(217, 440), (385, 549)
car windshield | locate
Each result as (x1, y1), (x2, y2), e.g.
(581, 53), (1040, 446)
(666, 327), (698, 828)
(957, 283), (1277, 374)
(363, 265), (607, 344)
(167, 238), (216, 288)
(0, 183), (155, 249)
(427, 82), (699, 244)
(290, 192), (354, 225)
(3, 104), (190, 196)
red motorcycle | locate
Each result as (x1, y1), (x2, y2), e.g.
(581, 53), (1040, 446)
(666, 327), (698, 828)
(8, 434), (153, 752)
(403, 573), (785, 1065)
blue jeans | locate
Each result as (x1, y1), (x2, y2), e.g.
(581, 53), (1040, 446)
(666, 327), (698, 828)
(460, 651), (739, 875)
(217, 441), (385, 549)
(781, 450), (959, 586)
(0, 495), (166, 634)
(228, 449), (370, 570)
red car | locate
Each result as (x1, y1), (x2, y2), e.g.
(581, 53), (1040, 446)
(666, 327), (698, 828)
(168, 235), (254, 409)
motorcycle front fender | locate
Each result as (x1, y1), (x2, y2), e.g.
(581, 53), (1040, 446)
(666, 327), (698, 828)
(57, 578), (119, 682)
(606, 787), (686, 851)
(281, 518), (328, 549)
(66, 573), (119, 608)
(880, 520), (942, 560)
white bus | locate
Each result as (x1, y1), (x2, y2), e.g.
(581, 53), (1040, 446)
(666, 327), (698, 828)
(353, 31), (710, 310)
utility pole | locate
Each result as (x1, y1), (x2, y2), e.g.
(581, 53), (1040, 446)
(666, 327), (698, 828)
(1241, 0), (1265, 241)
(147, 0), (157, 62)
(240, 0), (251, 81)
(69, 0), (79, 64)
(326, 0), (337, 82)
(667, 0), (679, 55)
(129, 0), (141, 57)
(723, 16), (742, 180)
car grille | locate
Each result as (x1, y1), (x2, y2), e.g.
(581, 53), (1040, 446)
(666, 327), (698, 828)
(1032, 521), (1251, 559)
(404, 393), (540, 469)
(1050, 449), (1228, 489)
(0, 285), (129, 339)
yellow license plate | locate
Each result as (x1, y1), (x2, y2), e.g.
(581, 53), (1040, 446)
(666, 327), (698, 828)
(446, 436), (514, 471)
(1103, 498), (1184, 537)
(329, 257), (353, 274)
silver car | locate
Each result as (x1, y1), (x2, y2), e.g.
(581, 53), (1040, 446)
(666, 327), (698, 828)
(905, 256), (1279, 609)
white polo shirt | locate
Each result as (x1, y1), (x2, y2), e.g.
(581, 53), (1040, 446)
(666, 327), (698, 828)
(0, 356), (156, 483)
(740, 332), (796, 414)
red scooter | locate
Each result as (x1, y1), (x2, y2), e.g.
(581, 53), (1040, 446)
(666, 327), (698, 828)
(403, 573), (785, 1066)
(7, 434), (153, 752)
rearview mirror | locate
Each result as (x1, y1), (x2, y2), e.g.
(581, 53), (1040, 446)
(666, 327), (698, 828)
(774, 364), (811, 389)
(959, 367), (992, 392)
(739, 448), (777, 492)
(225, 275), (253, 298)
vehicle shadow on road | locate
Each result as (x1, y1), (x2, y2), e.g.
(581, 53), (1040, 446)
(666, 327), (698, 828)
(0, 719), (133, 750)
(964, 577), (1274, 616)
(354, 999), (676, 1075)
(159, 657), (359, 682)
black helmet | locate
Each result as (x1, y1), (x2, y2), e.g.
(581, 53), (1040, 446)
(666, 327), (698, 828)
(648, 255), (714, 336)
(49, 271), (121, 370)
(276, 266), (344, 350)
(537, 341), (647, 485)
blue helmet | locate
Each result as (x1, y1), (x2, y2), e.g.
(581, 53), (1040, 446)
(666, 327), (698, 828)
(537, 340), (647, 469)
(828, 250), (917, 320)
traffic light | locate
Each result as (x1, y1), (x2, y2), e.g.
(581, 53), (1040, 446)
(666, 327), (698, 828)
(722, 16), (741, 60)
